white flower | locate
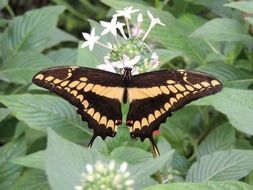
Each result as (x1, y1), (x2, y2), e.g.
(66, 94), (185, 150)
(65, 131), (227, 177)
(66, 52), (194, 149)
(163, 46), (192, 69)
(97, 59), (116, 73)
(113, 6), (139, 19)
(100, 17), (125, 36)
(113, 55), (140, 69)
(75, 185), (83, 190)
(120, 162), (128, 172)
(131, 25), (144, 37)
(147, 10), (165, 28)
(81, 28), (100, 51)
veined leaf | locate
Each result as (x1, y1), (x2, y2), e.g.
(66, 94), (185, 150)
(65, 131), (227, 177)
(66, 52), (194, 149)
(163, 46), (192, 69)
(186, 150), (253, 182)
(197, 123), (235, 158)
(11, 151), (45, 171)
(48, 48), (77, 66)
(0, 94), (91, 140)
(0, 51), (54, 84)
(225, 1), (253, 15)
(190, 18), (253, 44)
(0, 6), (65, 62)
(45, 128), (109, 190)
(0, 137), (26, 189)
(142, 181), (253, 190)
(10, 169), (50, 190)
(192, 88), (253, 135)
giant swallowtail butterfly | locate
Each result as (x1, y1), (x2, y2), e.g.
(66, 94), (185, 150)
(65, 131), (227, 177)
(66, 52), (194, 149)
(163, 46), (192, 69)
(33, 66), (222, 156)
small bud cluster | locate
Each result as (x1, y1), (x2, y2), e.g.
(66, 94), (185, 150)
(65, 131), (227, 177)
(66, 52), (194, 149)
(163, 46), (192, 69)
(75, 161), (135, 190)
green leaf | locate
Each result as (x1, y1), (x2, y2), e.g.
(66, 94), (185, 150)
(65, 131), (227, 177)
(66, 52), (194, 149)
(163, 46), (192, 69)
(190, 18), (253, 44)
(0, 137), (26, 189)
(186, 150), (253, 182)
(142, 181), (253, 190)
(110, 146), (152, 164)
(0, 51), (54, 84)
(197, 123), (235, 158)
(225, 1), (253, 15)
(0, 6), (65, 62)
(11, 151), (45, 171)
(192, 88), (253, 135)
(0, 94), (91, 140)
(0, 108), (11, 122)
(10, 169), (50, 190)
(46, 28), (78, 48)
(0, 0), (8, 10)
(48, 48), (77, 66)
(45, 128), (108, 190)
(246, 17), (253, 26)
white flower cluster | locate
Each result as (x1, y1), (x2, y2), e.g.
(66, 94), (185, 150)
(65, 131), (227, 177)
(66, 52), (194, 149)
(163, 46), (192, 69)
(81, 6), (165, 74)
(75, 161), (134, 190)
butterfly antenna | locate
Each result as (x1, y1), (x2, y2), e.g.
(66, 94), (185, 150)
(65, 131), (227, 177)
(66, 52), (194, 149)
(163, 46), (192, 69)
(149, 136), (160, 157)
(88, 134), (97, 148)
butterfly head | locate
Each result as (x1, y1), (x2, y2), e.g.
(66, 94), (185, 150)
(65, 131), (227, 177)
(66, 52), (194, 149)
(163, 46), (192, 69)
(122, 67), (132, 82)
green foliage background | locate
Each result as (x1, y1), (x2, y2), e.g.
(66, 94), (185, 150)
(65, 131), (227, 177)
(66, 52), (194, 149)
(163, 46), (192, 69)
(1, 0), (253, 189)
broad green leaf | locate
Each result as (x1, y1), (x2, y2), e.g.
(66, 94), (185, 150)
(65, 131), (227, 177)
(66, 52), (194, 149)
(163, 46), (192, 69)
(0, 94), (91, 141)
(197, 63), (253, 88)
(48, 48), (77, 66)
(155, 49), (182, 65)
(10, 169), (50, 190)
(142, 181), (253, 190)
(192, 88), (253, 135)
(0, 51), (54, 84)
(110, 146), (152, 164)
(45, 128), (109, 190)
(46, 28), (78, 48)
(0, 137), (26, 189)
(197, 123), (235, 158)
(0, 108), (10, 122)
(0, 0), (8, 10)
(186, 150), (253, 182)
(10, 170), (50, 190)
(0, 6), (65, 62)
(191, 18), (253, 44)
(225, 1), (253, 15)
(11, 151), (45, 170)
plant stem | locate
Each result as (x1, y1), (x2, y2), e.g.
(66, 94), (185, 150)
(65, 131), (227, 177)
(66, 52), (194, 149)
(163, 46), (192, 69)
(125, 17), (131, 38)
(6, 4), (15, 18)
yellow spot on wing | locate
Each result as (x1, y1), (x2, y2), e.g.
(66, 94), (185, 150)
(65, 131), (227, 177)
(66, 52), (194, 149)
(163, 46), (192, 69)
(176, 93), (184, 100)
(201, 81), (210, 87)
(133, 121), (141, 130)
(167, 80), (175, 84)
(107, 120), (114, 129)
(70, 90), (78, 97)
(193, 84), (202, 89)
(148, 114), (155, 124)
(160, 86), (170, 94)
(164, 103), (171, 111)
(80, 77), (88, 81)
(167, 85), (178, 93)
(154, 110), (161, 118)
(35, 74), (44, 80)
(61, 80), (69, 87)
(175, 84), (186, 91)
(84, 83), (94, 92)
(128, 87), (161, 101)
(170, 97), (177, 105)
(141, 118), (149, 127)
(65, 87), (70, 92)
(53, 78), (62, 84)
(87, 108), (95, 116)
(69, 81), (80, 88)
(185, 85), (194, 91)
(45, 76), (54, 81)
(82, 100), (89, 109)
(76, 82), (86, 90)
(184, 91), (190, 96)
(93, 112), (101, 122)
(160, 108), (166, 114)
(76, 95), (83, 102)
(211, 80), (220, 86)
(99, 116), (107, 125)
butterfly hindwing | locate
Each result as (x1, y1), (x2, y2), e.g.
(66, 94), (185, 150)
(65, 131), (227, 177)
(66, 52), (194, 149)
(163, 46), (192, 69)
(126, 70), (223, 141)
(32, 66), (124, 140)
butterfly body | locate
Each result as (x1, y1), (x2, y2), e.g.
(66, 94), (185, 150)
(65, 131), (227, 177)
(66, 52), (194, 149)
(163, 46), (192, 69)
(33, 66), (222, 156)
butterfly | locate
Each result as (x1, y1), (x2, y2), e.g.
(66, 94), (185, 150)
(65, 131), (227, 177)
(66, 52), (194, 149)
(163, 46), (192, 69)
(32, 66), (222, 156)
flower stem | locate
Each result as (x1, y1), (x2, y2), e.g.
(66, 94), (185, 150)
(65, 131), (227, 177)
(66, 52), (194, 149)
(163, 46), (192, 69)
(125, 17), (131, 38)
(142, 25), (153, 41)
(96, 41), (112, 50)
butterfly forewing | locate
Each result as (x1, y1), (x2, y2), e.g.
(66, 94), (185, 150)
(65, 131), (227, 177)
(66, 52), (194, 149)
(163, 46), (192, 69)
(32, 66), (124, 140)
(126, 70), (222, 141)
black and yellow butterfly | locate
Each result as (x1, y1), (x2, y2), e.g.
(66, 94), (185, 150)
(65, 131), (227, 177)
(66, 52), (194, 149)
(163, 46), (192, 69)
(33, 66), (222, 156)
